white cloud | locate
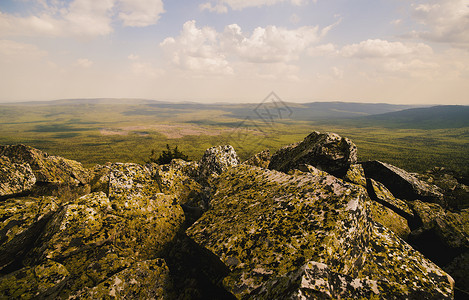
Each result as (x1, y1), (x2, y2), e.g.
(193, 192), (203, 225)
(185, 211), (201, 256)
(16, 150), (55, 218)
(160, 21), (233, 75)
(200, 0), (313, 13)
(221, 24), (324, 63)
(0, 39), (46, 62)
(410, 0), (469, 47)
(75, 58), (93, 68)
(0, 0), (164, 38)
(160, 20), (328, 76)
(118, 0), (164, 27)
(341, 39), (433, 58)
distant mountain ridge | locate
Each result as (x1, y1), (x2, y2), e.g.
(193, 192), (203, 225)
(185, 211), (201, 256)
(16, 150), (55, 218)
(351, 105), (469, 129)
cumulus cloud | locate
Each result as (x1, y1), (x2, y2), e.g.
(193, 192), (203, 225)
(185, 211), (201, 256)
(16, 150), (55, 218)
(341, 39), (433, 58)
(200, 0), (314, 13)
(410, 0), (469, 47)
(160, 21), (233, 75)
(160, 20), (328, 76)
(118, 0), (164, 27)
(221, 24), (324, 63)
(0, 0), (165, 38)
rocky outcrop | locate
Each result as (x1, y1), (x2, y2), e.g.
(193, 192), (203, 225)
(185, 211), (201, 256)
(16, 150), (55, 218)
(198, 145), (239, 181)
(416, 167), (469, 210)
(0, 145), (90, 186)
(0, 156), (36, 198)
(268, 131), (357, 176)
(243, 149), (271, 169)
(187, 164), (454, 299)
(0, 196), (59, 271)
(2, 132), (467, 298)
(362, 160), (444, 205)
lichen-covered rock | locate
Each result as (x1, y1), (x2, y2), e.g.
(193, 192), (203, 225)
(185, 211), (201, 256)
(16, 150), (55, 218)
(251, 221), (454, 299)
(198, 145), (239, 181)
(148, 160), (204, 207)
(188, 164), (369, 297)
(243, 149), (271, 169)
(0, 156), (36, 198)
(0, 145), (90, 186)
(187, 164), (453, 299)
(73, 259), (172, 299)
(367, 178), (414, 219)
(416, 167), (469, 210)
(0, 196), (59, 271)
(0, 259), (69, 299)
(362, 160), (444, 205)
(268, 131), (357, 176)
(368, 200), (410, 240)
(410, 200), (469, 251)
(343, 163), (366, 187)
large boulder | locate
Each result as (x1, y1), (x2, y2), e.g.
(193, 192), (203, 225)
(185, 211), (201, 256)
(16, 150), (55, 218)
(2, 162), (185, 298)
(72, 259), (173, 299)
(368, 200), (410, 240)
(409, 200), (469, 259)
(0, 260), (69, 299)
(0, 196), (59, 271)
(361, 160), (444, 205)
(198, 145), (239, 181)
(187, 164), (454, 299)
(0, 156), (36, 198)
(0, 145), (90, 186)
(268, 131), (357, 176)
(416, 167), (469, 210)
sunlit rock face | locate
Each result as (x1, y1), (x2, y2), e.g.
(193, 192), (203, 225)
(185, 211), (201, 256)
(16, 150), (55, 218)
(187, 164), (454, 299)
(268, 131), (357, 177)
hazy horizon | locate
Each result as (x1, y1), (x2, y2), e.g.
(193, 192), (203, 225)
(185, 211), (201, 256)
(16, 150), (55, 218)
(1, 0), (468, 105)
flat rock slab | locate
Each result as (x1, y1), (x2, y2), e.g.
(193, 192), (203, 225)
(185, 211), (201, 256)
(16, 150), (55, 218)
(362, 160), (443, 204)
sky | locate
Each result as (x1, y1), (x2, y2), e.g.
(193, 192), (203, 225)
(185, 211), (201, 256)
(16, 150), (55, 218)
(0, 0), (468, 104)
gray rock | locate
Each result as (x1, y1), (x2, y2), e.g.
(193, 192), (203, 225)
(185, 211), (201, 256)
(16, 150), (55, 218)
(198, 145), (239, 181)
(268, 131), (357, 176)
(362, 160), (444, 205)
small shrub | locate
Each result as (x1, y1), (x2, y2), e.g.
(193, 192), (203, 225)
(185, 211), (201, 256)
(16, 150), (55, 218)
(149, 144), (189, 164)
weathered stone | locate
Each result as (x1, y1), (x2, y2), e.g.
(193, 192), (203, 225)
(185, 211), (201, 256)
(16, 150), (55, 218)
(416, 167), (469, 210)
(0, 145), (90, 186)
(243, 149), (271, 169)
(198, 145), (239, 181)
(89, 163), (111, 194)
(148, 160), (204, 207)
(0, 260), (69, 299)
(0, 196), (59, 271)
(268, 131), (357, 176)
(368, 200), (410, 240)
(187, 164), (453, 299)
(0, 156), (36, 198)
(410, 200), (469, 251)
(361, 160), (444, 205)
(72, 259), (172, 299)
(343, 163), (366, 187)
(367, 178), (414, 219)
(251, 221), (454, 299)
(445, 251), (469, 298)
